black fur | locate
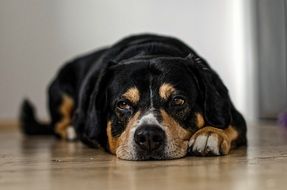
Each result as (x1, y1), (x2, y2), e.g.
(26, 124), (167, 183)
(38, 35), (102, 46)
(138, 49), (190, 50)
(185, 54), (231, 129)
(20, 33), (247, 153)
(20, 99), (54, 135)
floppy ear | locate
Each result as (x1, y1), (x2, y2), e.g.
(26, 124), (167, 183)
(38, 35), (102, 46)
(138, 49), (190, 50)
(73, 61), (114, 149)
(185, 54), (231, 129)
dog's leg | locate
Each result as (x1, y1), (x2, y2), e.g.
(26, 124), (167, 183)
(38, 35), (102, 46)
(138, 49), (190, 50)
(187, 126), (240, 156)
(55, 95), (76, 140)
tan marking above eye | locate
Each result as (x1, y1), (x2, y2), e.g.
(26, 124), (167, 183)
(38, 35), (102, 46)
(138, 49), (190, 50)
(159, 83), (175, 100)
(122, 87), (140, 104)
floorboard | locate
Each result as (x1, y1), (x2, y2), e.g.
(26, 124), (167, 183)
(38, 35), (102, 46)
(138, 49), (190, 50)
(1, 122), (287, 190)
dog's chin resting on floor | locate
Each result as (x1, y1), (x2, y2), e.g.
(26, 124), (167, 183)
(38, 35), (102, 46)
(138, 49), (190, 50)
(20, 34), (247, 161)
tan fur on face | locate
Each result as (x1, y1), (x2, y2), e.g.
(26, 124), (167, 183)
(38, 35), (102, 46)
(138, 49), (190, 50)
(160, 109), (193, 158)
(55, 95), (74, 139)
(122, 87), (140, 104)
(107, 111), (141, 159)
(159, 83), (175, 100)
(195, 113), (205, 128)
(107, 121), (119, 155)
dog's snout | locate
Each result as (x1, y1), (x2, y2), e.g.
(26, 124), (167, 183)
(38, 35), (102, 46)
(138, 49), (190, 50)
(134, 125), (165, 152)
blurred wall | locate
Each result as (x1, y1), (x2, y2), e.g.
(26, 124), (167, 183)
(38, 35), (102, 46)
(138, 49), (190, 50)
(0, 0), (256, 121)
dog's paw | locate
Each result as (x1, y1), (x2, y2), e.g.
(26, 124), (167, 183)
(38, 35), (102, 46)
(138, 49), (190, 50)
(55, 125), (77, 141)
(188, 127), (231, 156)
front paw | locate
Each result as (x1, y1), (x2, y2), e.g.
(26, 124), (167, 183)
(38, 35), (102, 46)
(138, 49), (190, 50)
(188, 127), (231, 156)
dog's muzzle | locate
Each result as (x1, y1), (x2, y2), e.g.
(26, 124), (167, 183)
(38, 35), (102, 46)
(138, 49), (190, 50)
(134, 124), (166, 153)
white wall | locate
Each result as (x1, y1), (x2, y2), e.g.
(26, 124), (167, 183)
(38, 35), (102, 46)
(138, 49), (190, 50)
(0, 0), (256, 121)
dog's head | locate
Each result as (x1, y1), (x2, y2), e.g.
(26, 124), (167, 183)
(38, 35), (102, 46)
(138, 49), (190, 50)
(75, 54), (231, 160)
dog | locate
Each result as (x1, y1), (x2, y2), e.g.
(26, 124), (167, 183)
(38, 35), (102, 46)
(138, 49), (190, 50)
(20, 34), (247, 160)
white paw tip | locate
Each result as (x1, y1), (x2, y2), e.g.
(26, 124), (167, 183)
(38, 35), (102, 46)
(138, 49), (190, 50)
(66, 126), (77, 140)
(206, 135), (220, 155)
(192, 135), (208, 152)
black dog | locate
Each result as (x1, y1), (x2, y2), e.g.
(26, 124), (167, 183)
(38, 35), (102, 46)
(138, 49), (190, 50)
(20, 34), (247, 160)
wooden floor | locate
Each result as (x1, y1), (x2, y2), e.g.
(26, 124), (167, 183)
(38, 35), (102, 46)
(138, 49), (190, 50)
(1, 122), (287, 190)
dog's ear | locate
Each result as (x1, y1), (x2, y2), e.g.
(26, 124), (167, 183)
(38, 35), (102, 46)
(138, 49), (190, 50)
(185, 54), (231, 129)
(73, 61), (114, 149)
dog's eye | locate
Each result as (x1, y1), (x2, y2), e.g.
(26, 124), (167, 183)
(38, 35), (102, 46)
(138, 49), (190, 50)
(117, 100), (132, 110)
(171, 96), (185, 106)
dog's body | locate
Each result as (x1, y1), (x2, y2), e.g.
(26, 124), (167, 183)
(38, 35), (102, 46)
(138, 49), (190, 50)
(20, 34), (247, 160)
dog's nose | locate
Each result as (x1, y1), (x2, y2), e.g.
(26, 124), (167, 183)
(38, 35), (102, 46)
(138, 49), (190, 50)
(134, 125), (165, 152)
